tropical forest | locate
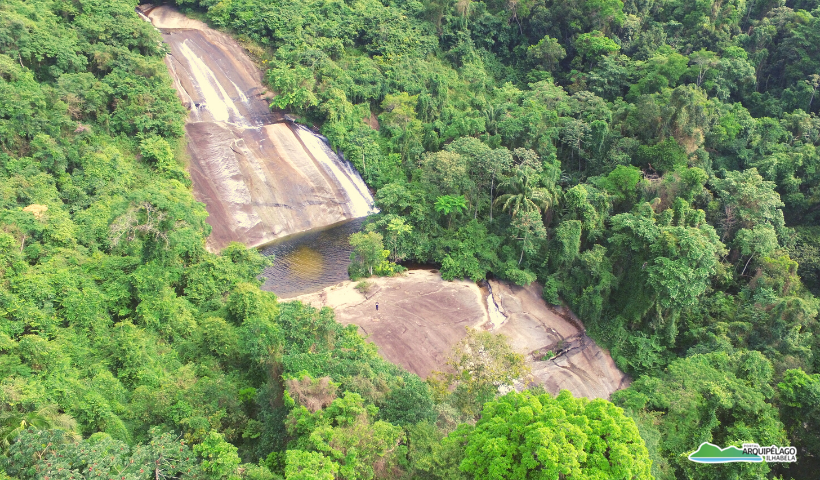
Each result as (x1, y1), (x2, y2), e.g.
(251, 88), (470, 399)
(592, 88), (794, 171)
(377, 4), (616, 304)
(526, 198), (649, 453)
(1, 0), (819, 479)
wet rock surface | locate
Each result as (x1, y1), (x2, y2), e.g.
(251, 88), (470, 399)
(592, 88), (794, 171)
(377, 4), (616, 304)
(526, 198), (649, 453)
(294, 271), (629, 400)
(140, 5), (374, 250)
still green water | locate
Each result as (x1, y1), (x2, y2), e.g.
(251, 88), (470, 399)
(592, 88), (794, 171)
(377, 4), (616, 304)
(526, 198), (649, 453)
(258, 218), (366, 298)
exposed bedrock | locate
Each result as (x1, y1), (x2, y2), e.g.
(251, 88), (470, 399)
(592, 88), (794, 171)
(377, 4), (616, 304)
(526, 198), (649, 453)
(488, 280), (631, 399)
(140, 5), (375, 250)
(295, 271), (630, 400)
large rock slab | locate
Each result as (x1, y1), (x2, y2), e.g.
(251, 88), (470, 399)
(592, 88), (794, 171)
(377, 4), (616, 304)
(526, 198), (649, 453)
(140, 5), (374, 251)
(294, 271), (629, 399)
(295, 270), (487, 378)
(488, 281), (631, 399)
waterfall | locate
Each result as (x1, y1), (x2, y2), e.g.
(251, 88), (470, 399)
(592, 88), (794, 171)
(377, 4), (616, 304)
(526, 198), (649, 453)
(176, 39), (246, 125)
(141, 5), (376, 250)
(485, 280), (508, 329)
(293, 124), (376, 218)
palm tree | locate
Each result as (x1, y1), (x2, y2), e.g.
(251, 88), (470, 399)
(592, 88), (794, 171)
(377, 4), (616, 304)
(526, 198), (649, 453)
(494, 166), (560, 218)
(0, 404), (78, 452)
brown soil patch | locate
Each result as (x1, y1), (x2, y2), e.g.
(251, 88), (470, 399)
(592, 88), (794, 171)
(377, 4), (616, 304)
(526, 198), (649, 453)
(22, 204), (48, 220)
(366, 112), (380, 131)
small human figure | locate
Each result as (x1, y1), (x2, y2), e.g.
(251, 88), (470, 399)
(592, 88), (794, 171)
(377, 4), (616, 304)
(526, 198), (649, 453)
(375, 302), (379, 311)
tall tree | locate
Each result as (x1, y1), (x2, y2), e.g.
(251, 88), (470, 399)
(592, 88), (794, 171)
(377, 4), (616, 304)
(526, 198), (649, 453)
(459, 390), (653, 480)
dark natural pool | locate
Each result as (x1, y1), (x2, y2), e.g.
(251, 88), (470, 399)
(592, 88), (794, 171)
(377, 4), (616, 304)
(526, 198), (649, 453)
(258, 218), (366, 298)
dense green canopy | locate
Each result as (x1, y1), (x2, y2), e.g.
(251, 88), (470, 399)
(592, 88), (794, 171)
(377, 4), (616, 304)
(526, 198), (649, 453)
(460, 391), (653, 479)
(2, 0), (820, 478)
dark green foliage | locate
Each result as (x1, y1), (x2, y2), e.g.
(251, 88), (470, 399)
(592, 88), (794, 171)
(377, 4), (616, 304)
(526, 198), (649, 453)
(778, 369), (820, 459)
(614, 351), (786, 480)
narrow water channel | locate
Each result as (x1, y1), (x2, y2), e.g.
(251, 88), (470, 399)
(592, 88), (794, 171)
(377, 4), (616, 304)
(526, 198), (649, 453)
(258, 218), (367, 298)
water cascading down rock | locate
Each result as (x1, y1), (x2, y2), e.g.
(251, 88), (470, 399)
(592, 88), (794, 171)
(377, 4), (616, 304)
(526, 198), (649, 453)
(140, 5), (375, 250)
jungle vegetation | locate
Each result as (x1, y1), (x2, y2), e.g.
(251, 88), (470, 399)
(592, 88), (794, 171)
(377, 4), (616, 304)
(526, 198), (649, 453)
(2, 0), (820, 478)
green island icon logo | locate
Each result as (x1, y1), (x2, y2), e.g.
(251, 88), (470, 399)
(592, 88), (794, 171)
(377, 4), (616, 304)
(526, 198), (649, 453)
(688, 442), (797, 464)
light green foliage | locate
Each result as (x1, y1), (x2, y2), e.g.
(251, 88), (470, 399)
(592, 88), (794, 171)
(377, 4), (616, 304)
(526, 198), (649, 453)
(383, 216), (413, 261)
(561, 184), (610, 239)
(527, 36), (566, 71)
(495, 164), (558, 218)
(610, 200), (724, 329)
(4, 0), (820, 478)
(139, 135), (187, 182)
(542, 276), (562, 305)
(603, 165), (642, 204)
(0, 0), (275, 459)
(0, 404), (77, 452)
(269, 302), (439, 442)
(574, 31), (621, 67)
(510, 210), (547, 266)
(348, 231), (403, 279)
(285, 450), (338, 479)
(195, 430), (242, 479)
(429, 329), (530, 418)
(677, 167), (708, 201)
(735, 225), (779, 270)
(554, 220), (582, 269)
(637, 138), (688, 173)
(284, 392), (403, 479)
(228, 282), (280, 324)
(459, 390), (653, 479)
(712, 168), (785, 241)
(434, 194), (468, 216)
(266, 66), (318, 111)
(381, 93), (420, 130)
(349, 231), (385, 277)
(242, 463), (278, 480)
(380, 92), (423, 161)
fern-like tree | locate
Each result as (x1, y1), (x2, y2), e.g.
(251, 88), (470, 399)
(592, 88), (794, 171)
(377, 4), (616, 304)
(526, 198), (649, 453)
(435, 194), (467, 229)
